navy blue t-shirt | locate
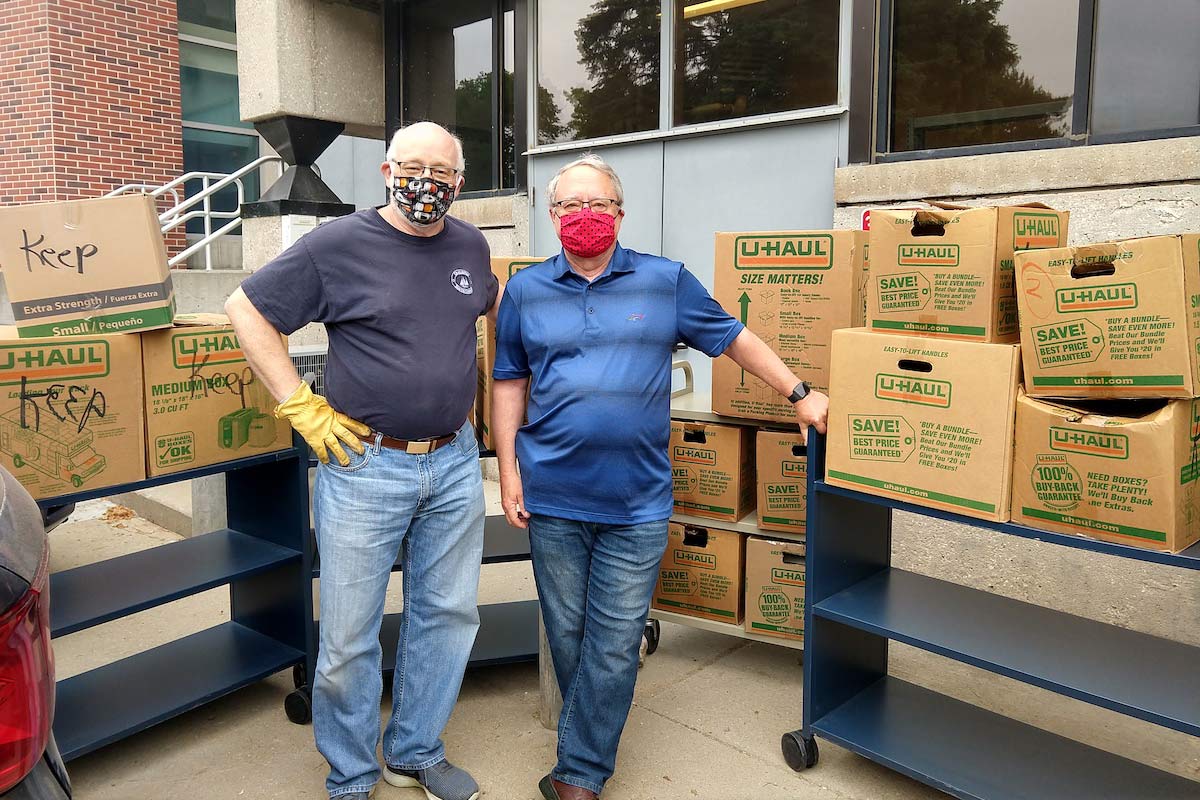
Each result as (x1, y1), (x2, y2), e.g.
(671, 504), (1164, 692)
(241, 209), (496, 439)
(493, 246), (743, 524)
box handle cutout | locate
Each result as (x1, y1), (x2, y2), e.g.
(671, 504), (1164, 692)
(781, 552), (805, 565)
(682, 525), (709, 548)
(1070, 260), (1117, 279)
(910, 211), (947, 238)
(683, 429), (708, 444)
(897, 359), (933, 373)
(790, 444), (806, 457)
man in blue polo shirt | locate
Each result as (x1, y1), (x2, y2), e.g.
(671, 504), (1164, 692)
(492, 155), (829, 800)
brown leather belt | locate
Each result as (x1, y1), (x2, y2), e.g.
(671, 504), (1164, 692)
(358, 430), (457, 454)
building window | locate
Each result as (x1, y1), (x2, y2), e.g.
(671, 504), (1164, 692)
(1090, 0), (1200, 137)
(889, 0), (1077, 153)
(178, 1), (260, 235)
(872, 0), (1200, 161)
(673, 0), (839, 127)
(536, 0), (661, 145)
(178, 0), (237, 44)
(402, 0), (522, 192)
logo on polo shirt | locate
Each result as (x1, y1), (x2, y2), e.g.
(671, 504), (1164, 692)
(450, 269), (474, 295)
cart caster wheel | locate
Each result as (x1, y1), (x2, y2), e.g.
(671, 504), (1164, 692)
(285, 687), (312, 725)
(292, 663), (308, 690)
(781, 730), (818, 771)
(644, 619), (661, 656)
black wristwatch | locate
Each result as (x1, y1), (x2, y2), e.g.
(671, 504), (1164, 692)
(787, 381), (811, 404)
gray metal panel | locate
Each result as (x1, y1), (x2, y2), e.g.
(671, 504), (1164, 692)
(661, 119), (843, 393)
(316, 135), (387, 210)
(528, 142), (665, 258)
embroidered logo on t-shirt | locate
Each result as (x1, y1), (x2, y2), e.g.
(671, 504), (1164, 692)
(627, 313), (645, 322)
(450, 269), (474, 295)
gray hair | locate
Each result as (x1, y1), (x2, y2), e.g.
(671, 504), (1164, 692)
(387, 121), (466, 172)
(546, 154), (624, 206)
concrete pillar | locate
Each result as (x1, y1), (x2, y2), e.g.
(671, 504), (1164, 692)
(236, 0), (385, 139)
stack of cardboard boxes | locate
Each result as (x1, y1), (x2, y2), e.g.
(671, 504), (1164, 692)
(825, 204), (1067, 523)
(1011, 234), (1200, 553)
(0, 195), (292, 500)
(653, 228), (872, 644)
(822, 200), (1200, 554)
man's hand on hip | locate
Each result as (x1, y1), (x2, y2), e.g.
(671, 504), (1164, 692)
(499, 469), (529, 529)
(274, 380), (371, 466)
(793, 390), (829, 443)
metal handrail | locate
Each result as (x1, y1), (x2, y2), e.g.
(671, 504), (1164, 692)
(106, 155), (282, 270)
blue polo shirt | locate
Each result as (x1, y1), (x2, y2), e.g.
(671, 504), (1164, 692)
(493, 245), (743, 524)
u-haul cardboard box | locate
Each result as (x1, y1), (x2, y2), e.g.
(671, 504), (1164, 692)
(1011, 389), (1200, 554)
(869, 204), (1069, 343)
(141, 315), (291, 476)
(756, 430), (807, 534)
(0, 330), (145, 499)
(713, 230), (868, 423)
(1014, 234), (1200, 399)
(0, 195), (175, 338)
(652, 522), (744, 624)
(743, 537), (805, 642)
(670, 420), (755, 522)
(477, 257), (544, 449)
(826, 328), (1021, 522)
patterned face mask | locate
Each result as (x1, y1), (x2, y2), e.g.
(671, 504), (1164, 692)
(391, 174), (456, 226)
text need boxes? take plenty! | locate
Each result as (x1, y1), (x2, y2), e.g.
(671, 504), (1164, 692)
(869, 204), (1069, 343)
(1011, 389), (1200, 554)
(826, 328), (1021, 522)
(0, 195), (176, 338)
(1015, 234), (1200, 399)
(713, 230), (868, 423)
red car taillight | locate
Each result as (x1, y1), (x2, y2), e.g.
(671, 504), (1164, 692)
(0, 551), (53, 793)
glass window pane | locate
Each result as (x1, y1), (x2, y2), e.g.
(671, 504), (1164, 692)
(673, 0), (839, 127)
(403, 0), (496, 192)
(180, 41), (251, 128)
(181, 127), (260, 235)
(502, 5), (516, 188)
(536, 0), (661, 145)
(178, 0), (237, 44)
(890, 0), (1078, 152)
(1091, 0), (1200, 136)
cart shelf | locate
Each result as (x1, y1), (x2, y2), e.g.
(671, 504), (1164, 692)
(51, 528), (300, 637)
(55, 621), (303, 761)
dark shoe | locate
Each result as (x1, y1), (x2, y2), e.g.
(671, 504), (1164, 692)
(538, 774), (598, 800)
(385, 759), (480, 800)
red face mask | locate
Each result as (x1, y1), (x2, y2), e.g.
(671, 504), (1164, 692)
(558, 208), (618, 258)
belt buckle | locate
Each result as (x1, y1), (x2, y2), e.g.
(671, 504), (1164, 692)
(406, 439), (433, 454)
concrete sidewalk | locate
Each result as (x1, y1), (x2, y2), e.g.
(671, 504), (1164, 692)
(51, 496), (1200, 799)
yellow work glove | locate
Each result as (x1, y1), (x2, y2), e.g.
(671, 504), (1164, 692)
(274, 381), (370, 466)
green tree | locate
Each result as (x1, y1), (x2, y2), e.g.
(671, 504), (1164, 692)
(890, 0), (1067, 150)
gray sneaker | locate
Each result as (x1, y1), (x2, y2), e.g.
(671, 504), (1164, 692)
(384, 759), (480, 800)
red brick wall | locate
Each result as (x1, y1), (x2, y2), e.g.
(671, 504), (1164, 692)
(0, 0), (184, 250)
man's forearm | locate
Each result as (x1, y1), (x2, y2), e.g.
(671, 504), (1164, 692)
(224, 287), (305, 403)
(492, 378), (529, 475)
(722, 328), (801, 397)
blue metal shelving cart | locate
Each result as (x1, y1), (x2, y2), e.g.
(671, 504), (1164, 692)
(41, 437), (311, 762)
(789, 431), (1200, 798)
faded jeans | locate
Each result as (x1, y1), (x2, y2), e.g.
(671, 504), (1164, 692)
(311, 420), (484, 798)
(529, 515), (670, 795)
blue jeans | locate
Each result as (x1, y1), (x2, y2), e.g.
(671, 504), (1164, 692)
(311, 420), (485, 798)
(529, 515), (670, 795)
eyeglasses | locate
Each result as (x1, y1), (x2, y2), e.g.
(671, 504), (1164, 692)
(390, 160), (461, 182)
(552, 197), (622, 216)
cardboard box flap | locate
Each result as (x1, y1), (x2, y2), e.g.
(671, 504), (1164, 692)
(173, 313), (232, 327)
(1023, 391), (1174, 427)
